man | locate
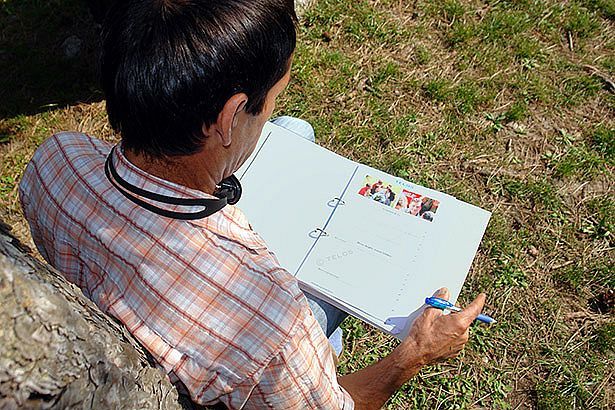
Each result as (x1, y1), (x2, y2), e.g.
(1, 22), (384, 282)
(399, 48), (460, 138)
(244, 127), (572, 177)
(19, 0), (486, 408)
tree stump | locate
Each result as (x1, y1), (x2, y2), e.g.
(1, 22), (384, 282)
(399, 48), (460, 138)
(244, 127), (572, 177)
(0, 221), (183, 409)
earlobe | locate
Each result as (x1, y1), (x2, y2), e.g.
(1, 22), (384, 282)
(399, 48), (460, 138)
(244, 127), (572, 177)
(201, 121), (230, 147)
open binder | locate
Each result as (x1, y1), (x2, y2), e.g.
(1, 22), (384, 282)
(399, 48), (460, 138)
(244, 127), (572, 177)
(236, 122), (491, 337)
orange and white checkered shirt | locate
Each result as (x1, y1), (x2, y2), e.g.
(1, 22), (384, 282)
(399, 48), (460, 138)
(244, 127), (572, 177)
(19, 132), (353, 409)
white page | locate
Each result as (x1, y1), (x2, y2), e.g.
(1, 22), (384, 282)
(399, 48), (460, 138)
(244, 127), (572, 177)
(298, 164), (490, 336)
(237, 123), (491, 336)
(236, 122), (356, 273)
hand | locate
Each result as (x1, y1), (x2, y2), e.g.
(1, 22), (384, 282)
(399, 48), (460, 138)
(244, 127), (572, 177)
(338, 288), (486, 409)
(403, 288), (486, 365)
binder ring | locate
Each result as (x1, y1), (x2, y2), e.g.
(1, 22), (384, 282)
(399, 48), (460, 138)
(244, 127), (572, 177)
(327, 197), (346, 207)
(309, 228), (329, 239)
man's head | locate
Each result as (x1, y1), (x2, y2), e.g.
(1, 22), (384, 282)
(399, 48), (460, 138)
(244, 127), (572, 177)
(101, 0), (297, 159)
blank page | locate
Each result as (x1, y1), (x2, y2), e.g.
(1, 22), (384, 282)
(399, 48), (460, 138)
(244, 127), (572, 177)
(236, 122), (356, 273)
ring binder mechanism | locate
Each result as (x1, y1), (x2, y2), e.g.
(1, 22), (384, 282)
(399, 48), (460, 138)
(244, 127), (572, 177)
(308, 228), (329, 239)
(327, 197), (346, 207)
(235, 121), (492, 337)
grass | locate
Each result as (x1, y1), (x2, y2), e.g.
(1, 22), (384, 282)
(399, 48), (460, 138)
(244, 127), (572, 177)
(1, 0), (614, 408)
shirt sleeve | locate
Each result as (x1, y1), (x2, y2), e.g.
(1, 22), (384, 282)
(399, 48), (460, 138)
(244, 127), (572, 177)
(218, 310), (355, 409)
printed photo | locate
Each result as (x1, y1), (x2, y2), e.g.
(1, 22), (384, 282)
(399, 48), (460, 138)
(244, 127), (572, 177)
(394, 190), (422, 216)
(394, 189), (440, 222)
(357, 175), (402, 207)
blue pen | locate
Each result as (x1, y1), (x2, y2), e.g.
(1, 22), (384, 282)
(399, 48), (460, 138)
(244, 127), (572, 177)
(425, 296), (497, 324)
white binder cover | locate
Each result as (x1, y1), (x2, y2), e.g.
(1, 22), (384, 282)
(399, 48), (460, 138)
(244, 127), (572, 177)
(237, 122), (491, 337)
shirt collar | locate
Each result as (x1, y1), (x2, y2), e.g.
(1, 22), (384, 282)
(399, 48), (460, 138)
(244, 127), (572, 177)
(111, 145), (267, 250)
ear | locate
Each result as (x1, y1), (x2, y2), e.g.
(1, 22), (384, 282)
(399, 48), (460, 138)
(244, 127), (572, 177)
(204, 93), (248, 147)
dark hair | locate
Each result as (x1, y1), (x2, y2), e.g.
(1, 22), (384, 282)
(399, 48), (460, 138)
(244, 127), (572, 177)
(101, 0), (297, 157)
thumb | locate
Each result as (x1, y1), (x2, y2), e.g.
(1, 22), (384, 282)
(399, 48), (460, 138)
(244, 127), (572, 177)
(459, 293), (487, 326)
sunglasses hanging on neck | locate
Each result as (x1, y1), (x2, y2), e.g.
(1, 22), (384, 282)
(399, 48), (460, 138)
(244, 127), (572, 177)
(104, 146), (242, 220)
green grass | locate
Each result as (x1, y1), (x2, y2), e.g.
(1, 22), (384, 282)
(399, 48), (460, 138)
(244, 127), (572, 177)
(423, 78), (450, 102)
(1, 0), (614, 408)
(542, 127), (615, 178)
(582, 0), (615, 20)
(592, 322), (615, 353)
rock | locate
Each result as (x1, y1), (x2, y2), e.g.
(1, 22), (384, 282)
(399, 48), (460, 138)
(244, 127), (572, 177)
(528, 245), (539, 257)
(61, 36), (82, 59)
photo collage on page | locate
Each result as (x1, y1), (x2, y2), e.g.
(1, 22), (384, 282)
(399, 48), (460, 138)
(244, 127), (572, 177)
(357, 175), (440, 222)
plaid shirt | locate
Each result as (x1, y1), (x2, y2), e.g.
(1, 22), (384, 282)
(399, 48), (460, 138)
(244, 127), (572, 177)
(19, 132), (353, 409)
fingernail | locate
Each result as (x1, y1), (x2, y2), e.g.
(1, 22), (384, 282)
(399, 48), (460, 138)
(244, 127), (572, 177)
(433, 287), (447, 296)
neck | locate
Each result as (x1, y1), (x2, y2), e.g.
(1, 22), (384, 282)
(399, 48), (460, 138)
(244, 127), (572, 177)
(124, 148), (221, 195)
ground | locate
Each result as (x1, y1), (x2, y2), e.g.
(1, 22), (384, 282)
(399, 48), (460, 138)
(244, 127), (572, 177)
(0, 0), (613, 408)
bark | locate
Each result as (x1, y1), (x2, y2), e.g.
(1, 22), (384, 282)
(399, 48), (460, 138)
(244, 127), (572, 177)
(0, 221), (184, 410)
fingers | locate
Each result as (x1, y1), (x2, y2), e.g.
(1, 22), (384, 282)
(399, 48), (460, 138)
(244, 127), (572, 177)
(411, 292), (487, 365)
(432, 287), (450, 300)
(423, 287), (450, 319)
(458, 293), (487, 326)
(424, 289), (488, 328)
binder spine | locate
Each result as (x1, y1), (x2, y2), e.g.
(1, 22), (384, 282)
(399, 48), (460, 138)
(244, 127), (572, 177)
(298, 166), (359, 273)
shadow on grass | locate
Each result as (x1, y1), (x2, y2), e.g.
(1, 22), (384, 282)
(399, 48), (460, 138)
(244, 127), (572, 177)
(0, 0), (110, 119)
